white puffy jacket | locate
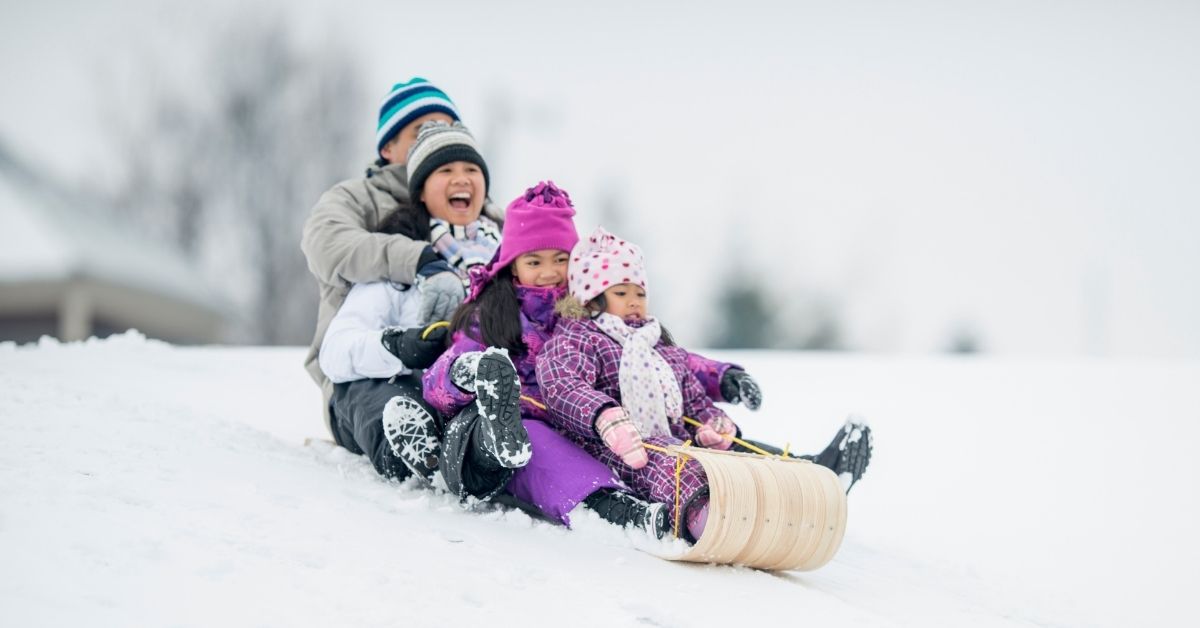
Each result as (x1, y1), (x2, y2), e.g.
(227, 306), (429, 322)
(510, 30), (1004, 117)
(319, 281), (423, 384)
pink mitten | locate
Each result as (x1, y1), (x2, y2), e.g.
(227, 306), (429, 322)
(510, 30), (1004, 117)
(695, 414), (735, 450)
(595, 407), (648, 469)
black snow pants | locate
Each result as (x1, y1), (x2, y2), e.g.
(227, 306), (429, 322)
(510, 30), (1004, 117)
(330, 376), (512, 499)
(330, 375), (430, 481)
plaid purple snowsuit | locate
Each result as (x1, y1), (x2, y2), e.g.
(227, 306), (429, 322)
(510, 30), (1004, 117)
(536, 316), (737, 523)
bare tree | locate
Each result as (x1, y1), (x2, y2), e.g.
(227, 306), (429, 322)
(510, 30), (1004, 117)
(107, 16), (367, 344)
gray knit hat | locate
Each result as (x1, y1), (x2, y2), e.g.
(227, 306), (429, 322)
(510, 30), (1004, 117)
(406, 120), (490, 201)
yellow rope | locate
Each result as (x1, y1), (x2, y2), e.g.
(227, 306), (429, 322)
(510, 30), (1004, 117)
(680, 416), (777, 457)
(520, 395), (546, 409)
(524, 397), (781, 459)
(673, 440), (692, 539)
(674, 454), (684, 538)
(420, 321), (450, 339)
(521, 395), (801, 539)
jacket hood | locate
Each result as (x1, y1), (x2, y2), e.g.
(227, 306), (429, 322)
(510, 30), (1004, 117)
(365, 162), (411, 199)
(554, 294), (591, 320)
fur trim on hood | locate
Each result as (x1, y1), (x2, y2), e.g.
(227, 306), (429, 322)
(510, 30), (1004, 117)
(554, 294), (592, 320)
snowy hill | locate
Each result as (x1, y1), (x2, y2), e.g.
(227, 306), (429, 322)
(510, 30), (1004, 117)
(2, 332), (1197, 627)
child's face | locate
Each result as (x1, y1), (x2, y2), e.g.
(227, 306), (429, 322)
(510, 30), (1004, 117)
(513, 249), (569, 287)
(421, 161), (486, 226)
(603, 283), (648, 321)
(379, 112), (455, 164)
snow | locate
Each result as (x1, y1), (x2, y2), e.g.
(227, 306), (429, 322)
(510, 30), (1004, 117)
(2, 332), (1198, 627)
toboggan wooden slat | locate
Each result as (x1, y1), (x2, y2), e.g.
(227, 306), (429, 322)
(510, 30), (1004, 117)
(666, 446), (847, 571)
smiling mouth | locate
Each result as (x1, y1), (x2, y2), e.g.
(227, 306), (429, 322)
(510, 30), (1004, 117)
(449, 192), (472, 210)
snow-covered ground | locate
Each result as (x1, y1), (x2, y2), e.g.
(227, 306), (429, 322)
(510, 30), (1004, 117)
(2, 332), (1197, 627)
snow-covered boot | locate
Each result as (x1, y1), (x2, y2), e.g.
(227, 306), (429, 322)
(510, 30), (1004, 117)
(470, 348), (530, 469)
(808, 416), (872, 493)
(582, 488), (670, 539)
(381, 396), (441, 482)
(440, 404), (515, 500)
(729, 418), (874, 493)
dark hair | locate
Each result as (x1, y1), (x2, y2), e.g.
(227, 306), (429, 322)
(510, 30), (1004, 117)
(377, 199), (431, 241)
(585, 294), (675, 347)
(451, 266), (526, 354)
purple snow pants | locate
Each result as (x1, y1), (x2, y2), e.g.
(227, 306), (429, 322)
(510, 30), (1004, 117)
(505, 419), (625, 525)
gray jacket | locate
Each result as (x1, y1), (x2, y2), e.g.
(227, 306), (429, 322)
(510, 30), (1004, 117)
(301, 161), (501, 432)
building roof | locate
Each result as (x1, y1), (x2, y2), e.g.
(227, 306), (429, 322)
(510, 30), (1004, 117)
(0, 140), (226, 315)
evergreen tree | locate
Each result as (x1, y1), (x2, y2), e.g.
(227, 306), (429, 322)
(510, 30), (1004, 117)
(708, 271), (776, 349)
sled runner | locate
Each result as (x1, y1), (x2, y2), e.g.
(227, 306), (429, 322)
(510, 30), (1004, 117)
(656, 444), (847, 571)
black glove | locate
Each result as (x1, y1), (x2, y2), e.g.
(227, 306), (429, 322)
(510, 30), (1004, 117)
(381, 323), (449, 370)
(719, 369), (762, 410)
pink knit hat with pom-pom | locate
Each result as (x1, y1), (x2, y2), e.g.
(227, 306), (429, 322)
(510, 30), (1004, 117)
(568, 227), (647, 305)
(465, 181), (579, 302)
(494, 181), (579, 271)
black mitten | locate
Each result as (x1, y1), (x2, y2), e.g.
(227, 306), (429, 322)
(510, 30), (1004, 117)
(381, 323), (449, 370)
(719, 368), (762, 410)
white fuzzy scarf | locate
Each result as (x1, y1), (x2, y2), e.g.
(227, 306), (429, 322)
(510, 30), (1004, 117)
(593, 313), (682, 438)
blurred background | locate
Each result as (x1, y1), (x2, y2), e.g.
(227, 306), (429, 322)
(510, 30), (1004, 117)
(1, 0), (1197, 356)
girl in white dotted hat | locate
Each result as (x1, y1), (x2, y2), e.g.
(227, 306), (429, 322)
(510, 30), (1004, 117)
(536, 227), (740, 541)
(538, 227), (874, 542)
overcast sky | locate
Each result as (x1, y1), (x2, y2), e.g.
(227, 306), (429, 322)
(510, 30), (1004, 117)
(3, 0), (1198, 357)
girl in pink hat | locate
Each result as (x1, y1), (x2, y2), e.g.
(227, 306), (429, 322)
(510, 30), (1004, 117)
(536, 227), (738, 541)
(422, 182), (755, 537)
(422, 182), (663, 535)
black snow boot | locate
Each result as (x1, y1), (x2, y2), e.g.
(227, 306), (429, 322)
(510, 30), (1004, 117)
(806, 417), (872, 493)
(583, 489), (670, 539)
(439, 404), (515, 500)
(730, 417), (873, 493)
(381, 395), (442, 482)
(471, 348), (530, 469)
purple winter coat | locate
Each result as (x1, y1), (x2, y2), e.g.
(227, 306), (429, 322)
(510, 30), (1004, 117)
(536, 316), (737, 523)
(423, 282), (623, 524)
(423, 282), (567, 421)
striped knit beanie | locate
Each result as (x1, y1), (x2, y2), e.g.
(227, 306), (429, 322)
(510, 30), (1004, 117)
(405, 120), (490, 201)
(376, 78), (460, 156)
